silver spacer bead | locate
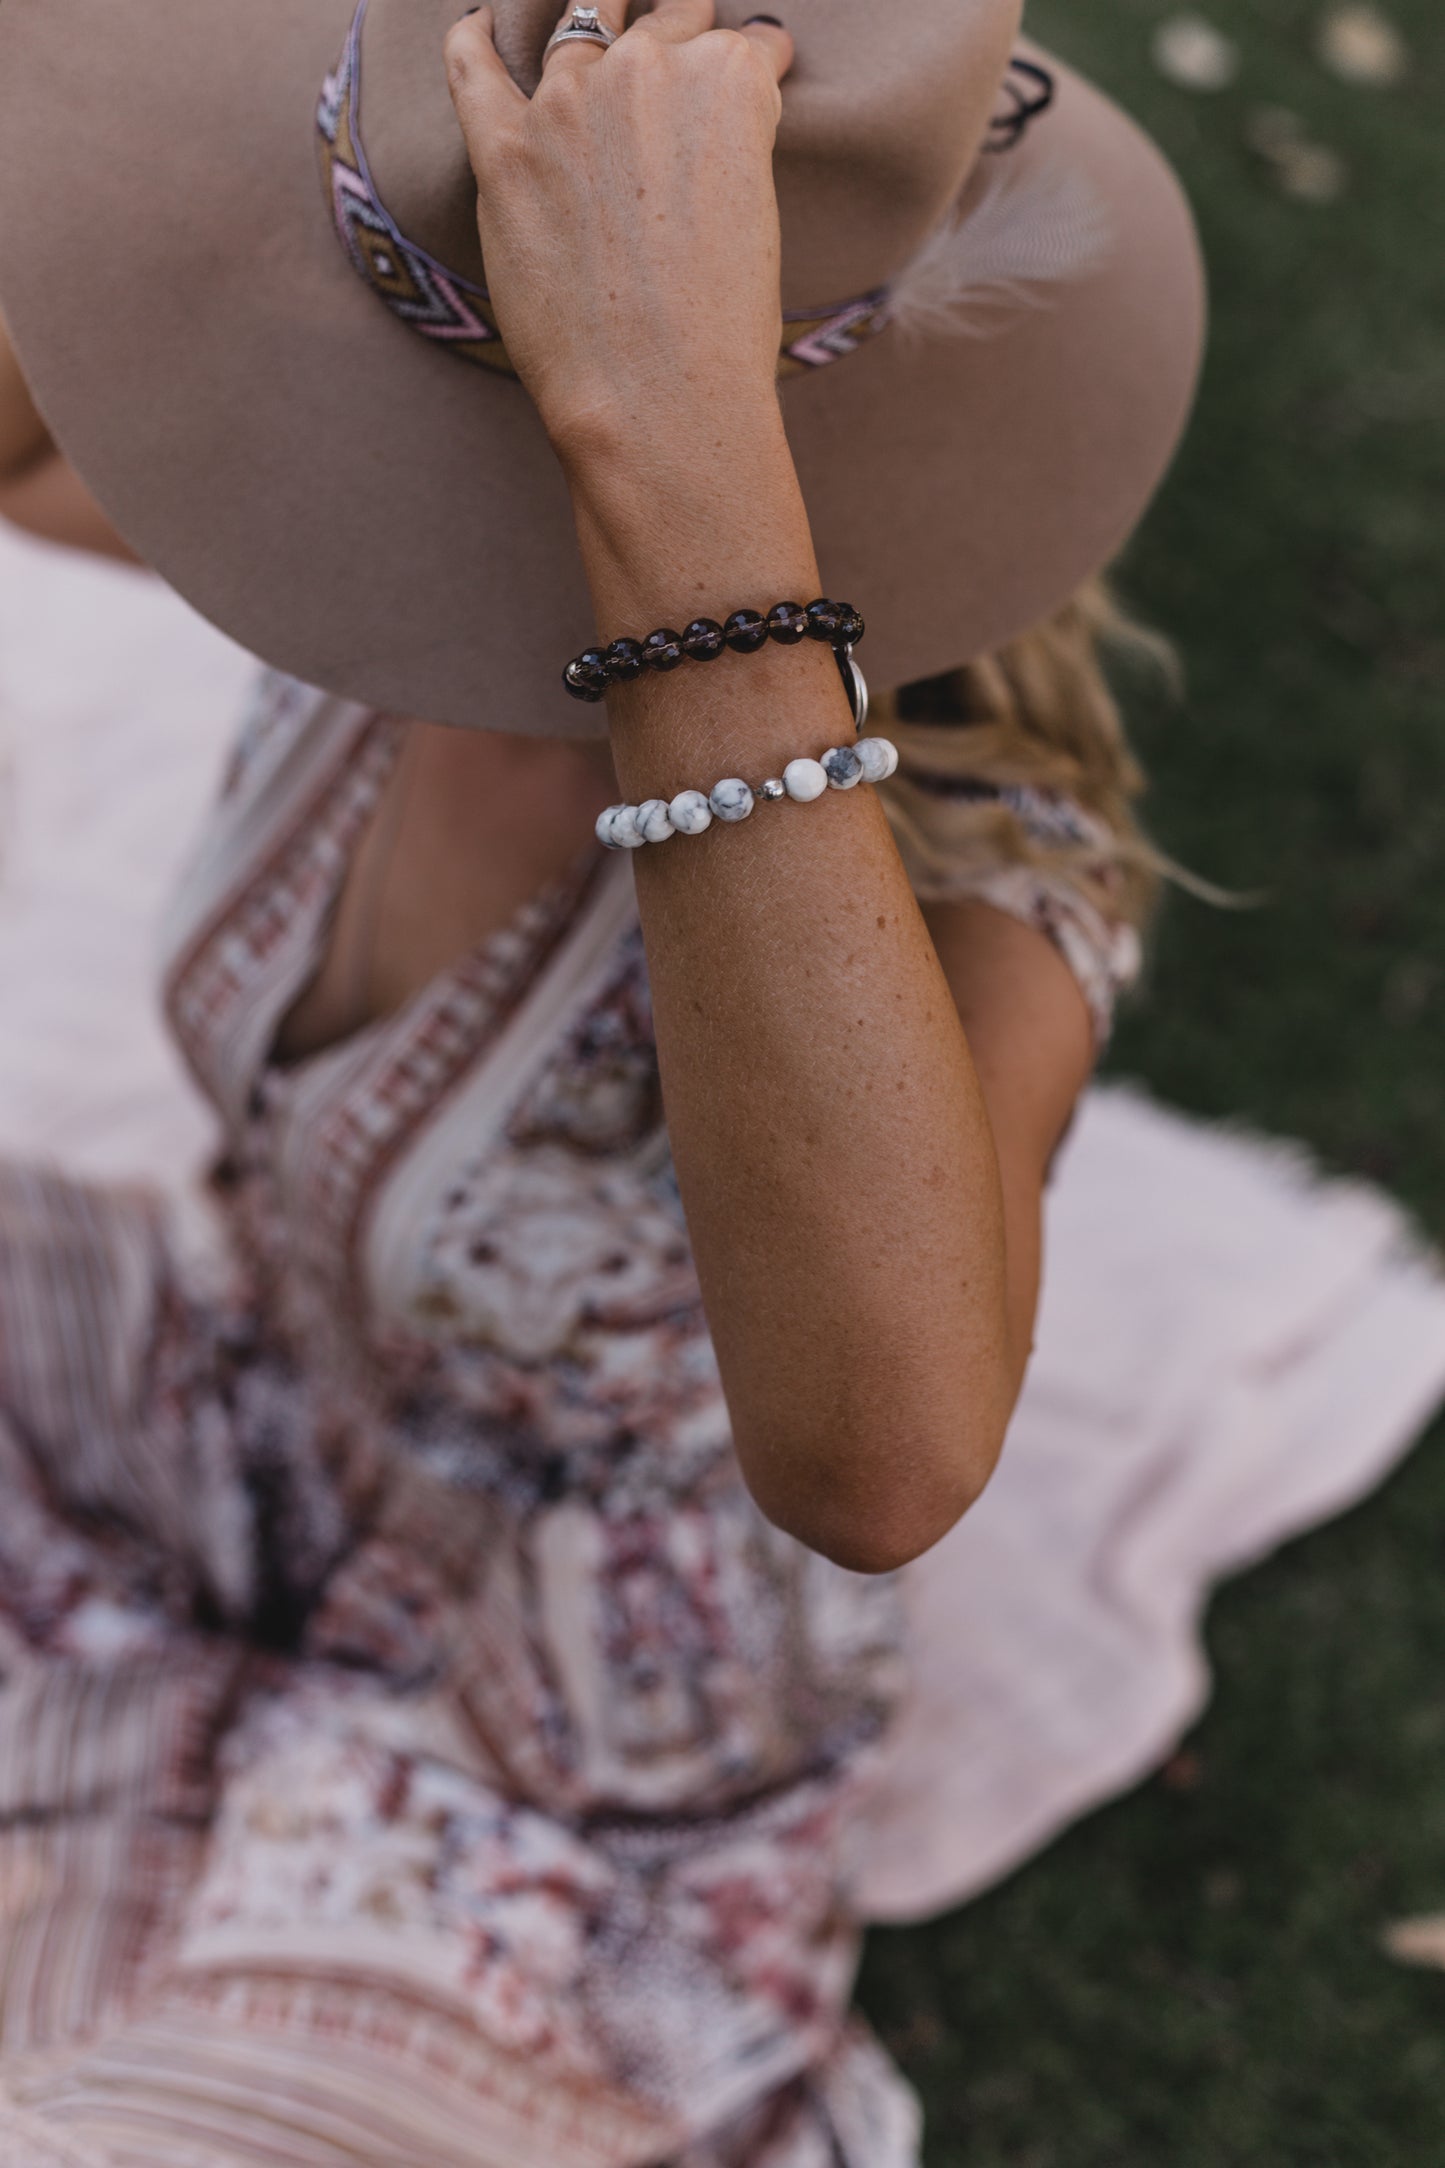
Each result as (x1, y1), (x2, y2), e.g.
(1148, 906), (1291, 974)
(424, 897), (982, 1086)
(758, 778), (787, 802)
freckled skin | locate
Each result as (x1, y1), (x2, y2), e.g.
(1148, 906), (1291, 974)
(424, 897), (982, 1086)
(0, 0), (1098, 1577)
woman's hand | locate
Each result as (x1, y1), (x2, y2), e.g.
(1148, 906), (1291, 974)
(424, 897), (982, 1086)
(445, 0), (1030, 1577)
(445, 0), (794, 471)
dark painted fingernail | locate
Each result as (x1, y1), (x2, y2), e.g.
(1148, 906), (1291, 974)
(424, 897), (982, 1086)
(744, 14), (785, 24)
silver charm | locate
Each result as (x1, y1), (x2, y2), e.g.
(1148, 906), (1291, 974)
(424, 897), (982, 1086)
(838, 644), (870, 733)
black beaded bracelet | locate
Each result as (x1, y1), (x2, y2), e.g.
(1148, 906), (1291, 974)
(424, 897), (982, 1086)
(563, 597), (866, 705)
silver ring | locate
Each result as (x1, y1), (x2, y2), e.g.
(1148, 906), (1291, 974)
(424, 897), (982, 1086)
(545, 6), (618, 54)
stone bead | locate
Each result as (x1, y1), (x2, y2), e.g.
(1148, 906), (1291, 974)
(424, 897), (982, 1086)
(723, 608), (769, 655)
(782, 756), (828, 803)
(804, 598), (844, 642)
(766, 601), (809, 646)
(669, 788), (713, 836)
(605, 636), (647, 683)
(759, 778), (787, 802)
(836, 604), (866, 647)
(709, 777), (755, 823)
(822, 745), (864, 790)
(595, 805), (624, 849)
(643, 628), (686, 672)
(853, 735), (899, 783)
(610, 805), (648, 848)
(637, 797), (675, 844)
(682, 617), (726, 663)
(564, 649), (610, 703)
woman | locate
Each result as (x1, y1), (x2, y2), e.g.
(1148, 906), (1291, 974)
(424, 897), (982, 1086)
(0, 3), (1292, 2163)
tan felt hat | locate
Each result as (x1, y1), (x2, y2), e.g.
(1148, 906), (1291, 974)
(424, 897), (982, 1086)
(0, 0), (1206, 738)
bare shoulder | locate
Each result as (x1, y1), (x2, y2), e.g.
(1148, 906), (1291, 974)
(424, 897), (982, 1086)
(0, 304), (49, 474)
(0, 307), (136, 561)
(924, 895), (1096, 1172)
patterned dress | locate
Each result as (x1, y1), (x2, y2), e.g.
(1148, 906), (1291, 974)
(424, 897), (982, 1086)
(0, 677), (1137, 2168)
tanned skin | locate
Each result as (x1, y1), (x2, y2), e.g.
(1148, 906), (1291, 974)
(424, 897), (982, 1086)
(0, 13), (1094, 1571)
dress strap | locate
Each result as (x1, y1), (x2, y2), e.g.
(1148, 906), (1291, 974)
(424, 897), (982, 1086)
(160, 677), (404, 1127)
(363, 854), (639, 1324)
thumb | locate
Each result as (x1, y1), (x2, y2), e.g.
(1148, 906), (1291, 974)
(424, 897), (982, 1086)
(445, 7), (529, 164)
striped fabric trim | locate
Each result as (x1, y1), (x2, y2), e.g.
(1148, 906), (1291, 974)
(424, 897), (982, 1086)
(318, 0), (893, 383)
(252, 842), (606, 1332)
(164, 719), (405, 1128)
(0, 1652), (241, 2061)
(6, 1974), (673, 2168)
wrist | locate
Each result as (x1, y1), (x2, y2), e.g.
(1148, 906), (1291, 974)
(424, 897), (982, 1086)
(560, 393), (819, 638)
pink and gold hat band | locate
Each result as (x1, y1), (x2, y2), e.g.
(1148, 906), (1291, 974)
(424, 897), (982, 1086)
(317, 0), (896, 381)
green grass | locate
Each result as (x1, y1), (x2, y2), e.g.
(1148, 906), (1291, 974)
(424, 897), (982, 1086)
(856, 3), (1445, 2156)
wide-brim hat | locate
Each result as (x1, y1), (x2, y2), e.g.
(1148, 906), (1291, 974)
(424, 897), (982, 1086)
(0, 0), (1205, 738)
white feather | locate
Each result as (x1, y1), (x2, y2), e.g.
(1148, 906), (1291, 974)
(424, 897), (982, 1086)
(886, 156), (1114, 341)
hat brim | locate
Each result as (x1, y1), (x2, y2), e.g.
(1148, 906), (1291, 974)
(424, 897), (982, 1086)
(0, 2), (1204, 737)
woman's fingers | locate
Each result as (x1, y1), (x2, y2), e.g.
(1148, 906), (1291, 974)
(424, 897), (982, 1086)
(736, 15), (793, 83)
(445, 7), (527, 143)
(540, 0), (628, 75)
(635, 4), (792, 88)
(632, 0), (716, 46)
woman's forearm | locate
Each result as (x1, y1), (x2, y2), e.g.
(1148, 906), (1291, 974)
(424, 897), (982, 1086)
(445, 6), (1015, 1567)
(0, 317), (49, 478)
(569, 416), (1014, 1573)
(0, 452), (140, 560)
(0, 318), (136, 557)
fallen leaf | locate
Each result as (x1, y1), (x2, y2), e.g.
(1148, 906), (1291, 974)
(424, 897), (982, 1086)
(1383, 1915), (1445, 1969)
(1318, 4), (1408, 87)
(1244, 105), (1348, 204)
(1153, 14), (1241, 92)
(1161, 1749), (1205, 1793)
(1204, 1867), (1243, 1910)
(1245, 105), (1309, 157)
(1274, 140), (1350, 203)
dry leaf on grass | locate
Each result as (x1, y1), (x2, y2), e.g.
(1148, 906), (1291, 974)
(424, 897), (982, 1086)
(1245, 106), (1309, 157)
(1273, 140), (1350, 203)
(1382, 1915), (1445, 1969)
(1245, 106), (1349, 204)
(1318, 5), (1408, 87)
(1152, 14), (1241, 92)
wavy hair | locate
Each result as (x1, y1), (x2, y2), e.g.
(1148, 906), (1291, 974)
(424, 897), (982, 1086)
(876, 578), (1179, 933)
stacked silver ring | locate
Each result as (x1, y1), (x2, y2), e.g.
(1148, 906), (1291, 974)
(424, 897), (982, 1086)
(545, 6), (617, 55)
(596, 736), (900, 850)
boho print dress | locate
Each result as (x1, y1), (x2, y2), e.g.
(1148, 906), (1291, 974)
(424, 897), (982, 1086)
(0, 677), (1137, 2168)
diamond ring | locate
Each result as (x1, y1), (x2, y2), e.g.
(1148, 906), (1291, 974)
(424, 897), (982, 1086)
(545, 6), (618, 56)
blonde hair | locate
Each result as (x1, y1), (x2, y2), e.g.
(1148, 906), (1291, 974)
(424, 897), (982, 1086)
(875, 578), (1174, 933)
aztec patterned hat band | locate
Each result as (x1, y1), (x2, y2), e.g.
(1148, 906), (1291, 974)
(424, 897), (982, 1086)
(317, 0), (1054, 382)
(0, 0), (1207, 738)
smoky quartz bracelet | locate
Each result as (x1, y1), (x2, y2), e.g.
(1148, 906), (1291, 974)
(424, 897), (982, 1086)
(595, 735), (900, 851)
(564, 598), (866, 705)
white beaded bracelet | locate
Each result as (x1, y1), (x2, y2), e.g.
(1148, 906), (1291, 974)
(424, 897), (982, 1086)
(597, 736), (899, 850)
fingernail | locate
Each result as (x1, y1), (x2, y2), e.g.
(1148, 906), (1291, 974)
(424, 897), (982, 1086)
(744, 14), (785, 24)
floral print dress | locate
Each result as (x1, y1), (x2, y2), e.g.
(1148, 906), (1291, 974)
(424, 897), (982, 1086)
(0, 677), (1137, 2168)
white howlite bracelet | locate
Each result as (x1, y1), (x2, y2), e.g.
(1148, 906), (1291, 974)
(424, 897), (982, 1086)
(596, 736), (899, 850)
